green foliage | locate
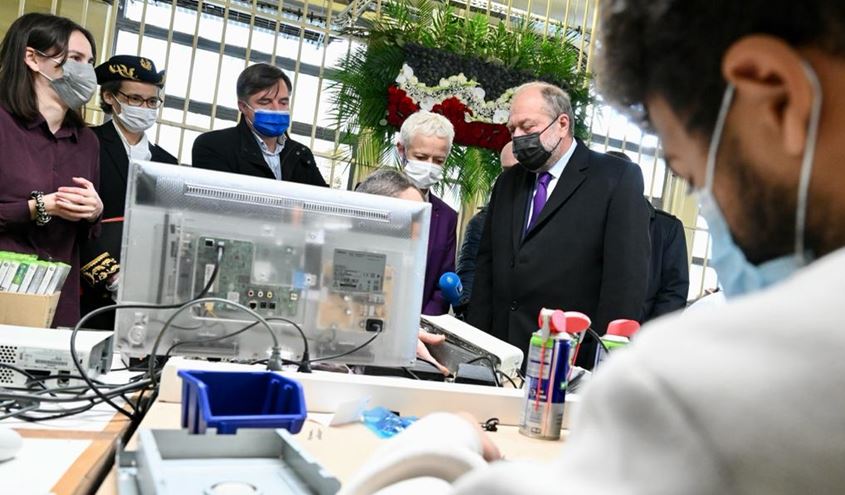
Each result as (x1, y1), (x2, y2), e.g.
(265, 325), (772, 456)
(329, 0), (593, 204)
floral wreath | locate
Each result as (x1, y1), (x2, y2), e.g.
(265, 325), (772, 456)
(330, 0), (592, 202)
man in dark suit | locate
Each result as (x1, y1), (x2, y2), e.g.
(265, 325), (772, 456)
(192, 63), (327, 187)
(643, 204), (690, 321)
(467, 82), (651, 368)
(456, 141), (518, 316)
(397, 111), (458, 316)
(606, 150), (690, 322)
(80, 55), (178, 329)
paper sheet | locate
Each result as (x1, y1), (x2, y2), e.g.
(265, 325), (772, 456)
(0, 438), (91, 495)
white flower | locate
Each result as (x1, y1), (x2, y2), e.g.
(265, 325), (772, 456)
(457, 73), (467, 83)
(472, 86), (486, 101)
(396, 64), (414, 85)
(493, 109), (510, 124)
(420, 97), (436, 111)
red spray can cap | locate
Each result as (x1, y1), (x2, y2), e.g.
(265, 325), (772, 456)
(607, 319), (640, 338)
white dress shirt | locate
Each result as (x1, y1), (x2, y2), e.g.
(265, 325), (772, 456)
(252, 132), (286, 180)
(526, 138), (578, 227)
(113, 120), (152, 163)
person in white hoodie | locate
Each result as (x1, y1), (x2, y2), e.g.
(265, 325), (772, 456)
(342, 1), (845, 493)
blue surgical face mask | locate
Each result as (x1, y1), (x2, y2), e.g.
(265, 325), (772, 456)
(696, 62), (822, 298)
(246, 104), (290, 137)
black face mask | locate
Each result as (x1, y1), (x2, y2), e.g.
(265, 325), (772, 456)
(512, 116), (562, 172)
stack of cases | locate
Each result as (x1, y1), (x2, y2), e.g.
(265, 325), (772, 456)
(0, 251), (70, 296)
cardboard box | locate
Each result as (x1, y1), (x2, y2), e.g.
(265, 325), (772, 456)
(0, 291), (60, 328)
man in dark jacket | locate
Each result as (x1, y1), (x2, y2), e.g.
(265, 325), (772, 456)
(642, 203), (690, 321)
(467, 82), (651, 368)
(456, 141), (518, 315)
(80, 55), (178, 329)
(606, 151), (690, 322)
(191, 63), (327, 187)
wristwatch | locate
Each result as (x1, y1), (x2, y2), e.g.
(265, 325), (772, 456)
(30, 191), (51, 226)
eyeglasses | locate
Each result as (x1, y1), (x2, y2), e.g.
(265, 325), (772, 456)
(117, 90), (163, 109)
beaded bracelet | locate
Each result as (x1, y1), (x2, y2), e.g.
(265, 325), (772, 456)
(30, 191), (51, 226)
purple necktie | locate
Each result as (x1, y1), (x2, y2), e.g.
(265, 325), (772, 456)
(527, 172), (553, 231)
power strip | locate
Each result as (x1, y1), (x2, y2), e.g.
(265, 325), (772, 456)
(158, 357), (580, 428)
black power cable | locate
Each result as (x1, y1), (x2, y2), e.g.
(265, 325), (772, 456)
(307, 328), (382, 365)
(68, 244), (227, 419)
(585, 327), (611, 355)
(496, 370), (519, 389)
(147, 296), (284, 387)
(163, 316), (311, 373)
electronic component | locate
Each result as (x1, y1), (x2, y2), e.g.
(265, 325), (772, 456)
(0, 324), (112, 387)
(116, 161), (430, 367)
(420, 314), (524, 378)
(455, 363), (498, 387)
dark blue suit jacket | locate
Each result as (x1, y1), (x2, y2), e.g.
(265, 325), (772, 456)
(457, 206), (487, 305)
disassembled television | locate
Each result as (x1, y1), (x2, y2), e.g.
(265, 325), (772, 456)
(115, 161), (430, 367)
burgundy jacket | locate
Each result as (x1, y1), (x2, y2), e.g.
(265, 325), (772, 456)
(0, 107), (100, 328)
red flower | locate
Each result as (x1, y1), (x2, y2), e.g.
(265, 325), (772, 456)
(386, 86), (509, 152)
(432, 97), (471, 122)
(386, 85), (419, 128)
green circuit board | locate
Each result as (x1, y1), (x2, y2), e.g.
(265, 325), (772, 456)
(192, 236), (301, 318)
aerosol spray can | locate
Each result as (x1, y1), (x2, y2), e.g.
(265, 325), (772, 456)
(519, 308), (570, 440)
(594, 319), (640, 368)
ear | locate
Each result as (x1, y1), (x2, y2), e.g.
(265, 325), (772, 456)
(23, 47), (40, 73)
(102, 90), (116, 107)
(723, 35), (815, 157)
(557, 112), (571, 138)
(396, 142), (406, 160)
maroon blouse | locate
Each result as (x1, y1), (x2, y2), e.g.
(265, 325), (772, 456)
(0, 106), (100, 328)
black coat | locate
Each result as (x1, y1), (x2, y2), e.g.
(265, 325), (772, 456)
(466, 141), (651, 368)
(642, 203), (690, 322)
(80, 121), (178, 329)
(191, 119), (328, 187)
(456, 206), (488, 307)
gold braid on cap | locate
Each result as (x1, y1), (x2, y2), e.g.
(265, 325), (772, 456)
(108, 64), (138, 80)
(81, 252), (120, 287)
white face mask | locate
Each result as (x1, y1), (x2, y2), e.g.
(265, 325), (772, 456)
(115, 102), (158, 133)
(404, 159), (444, 190)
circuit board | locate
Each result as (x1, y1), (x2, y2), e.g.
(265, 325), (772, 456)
(192, 236), (302, 319)
(317, 249), (392, 333)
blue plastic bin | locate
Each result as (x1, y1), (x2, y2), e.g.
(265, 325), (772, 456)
(179, 370), (307, 434)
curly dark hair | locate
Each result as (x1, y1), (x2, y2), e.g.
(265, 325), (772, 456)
(597, 0), (845, 137)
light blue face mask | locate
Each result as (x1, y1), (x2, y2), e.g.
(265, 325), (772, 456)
(697, 62), (822, 299)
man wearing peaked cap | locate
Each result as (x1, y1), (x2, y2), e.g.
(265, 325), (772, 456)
(80, 55), (178, 329)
